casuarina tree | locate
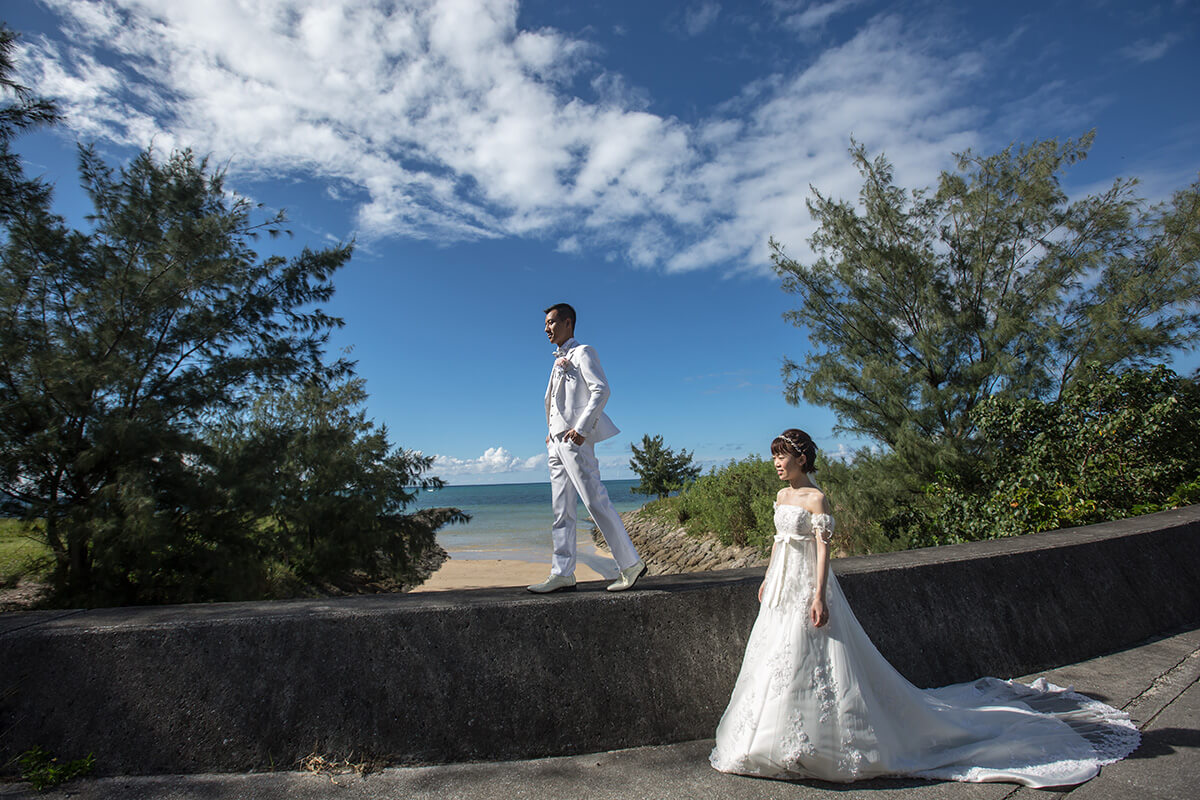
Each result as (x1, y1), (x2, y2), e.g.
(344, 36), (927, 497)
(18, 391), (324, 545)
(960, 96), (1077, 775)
(0, 27), (458, 605)
(773, 133), (1200, 483)
(629, 434), (701, 499)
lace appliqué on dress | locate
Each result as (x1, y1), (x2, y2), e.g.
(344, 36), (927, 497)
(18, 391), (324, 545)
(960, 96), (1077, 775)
(914, 678), (1143, 785)
(812, 659), (837, 724)
(779, 716), (816, 768)
(765, 639), (794, 698)
(772, 503), (835, 544)
(709, 689), (762, 775)
(811, 512), (834, 544)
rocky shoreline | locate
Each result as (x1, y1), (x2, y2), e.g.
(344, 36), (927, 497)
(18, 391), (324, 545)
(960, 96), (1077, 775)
(593, 506), (769, 575)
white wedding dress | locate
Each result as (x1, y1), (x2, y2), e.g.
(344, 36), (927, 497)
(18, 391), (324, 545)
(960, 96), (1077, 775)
(709, 503), (1140, 786)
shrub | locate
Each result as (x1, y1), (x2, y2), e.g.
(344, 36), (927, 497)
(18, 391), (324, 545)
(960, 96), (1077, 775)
(892, 365), (1200, 545)
(674, 457), (779, 553)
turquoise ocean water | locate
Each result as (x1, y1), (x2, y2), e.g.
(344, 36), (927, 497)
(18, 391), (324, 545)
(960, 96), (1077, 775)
(410, 479), (646, 571)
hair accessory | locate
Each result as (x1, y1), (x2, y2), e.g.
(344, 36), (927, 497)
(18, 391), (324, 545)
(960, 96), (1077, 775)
(779, 432), (807, 454)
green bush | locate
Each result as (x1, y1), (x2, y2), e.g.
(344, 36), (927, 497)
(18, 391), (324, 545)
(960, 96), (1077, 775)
(893, 365), (1200, 545)
(659, 453), (905, 556)
(812, 451), (917, 554)
(629, 434), (701, 499)
(646, 365), (1198, 556)
(673, 457), (779, 553)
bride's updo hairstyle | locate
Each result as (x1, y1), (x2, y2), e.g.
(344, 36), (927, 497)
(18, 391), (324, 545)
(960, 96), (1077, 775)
(770, 428), (817, 473)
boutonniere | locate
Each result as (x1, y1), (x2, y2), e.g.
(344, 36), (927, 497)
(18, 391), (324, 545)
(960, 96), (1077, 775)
(555, 357), (571, 371)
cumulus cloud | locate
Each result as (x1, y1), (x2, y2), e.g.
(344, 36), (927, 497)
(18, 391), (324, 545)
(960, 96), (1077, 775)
(433, 446), (544, 477)
(18, 0), (987, 274)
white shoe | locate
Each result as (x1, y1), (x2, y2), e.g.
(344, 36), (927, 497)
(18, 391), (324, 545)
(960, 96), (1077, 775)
(606, 560), (647, 592)
(527, 574), (577, 593)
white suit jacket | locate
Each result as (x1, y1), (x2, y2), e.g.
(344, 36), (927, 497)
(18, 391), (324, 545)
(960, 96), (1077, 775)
(545, 337), (620, 443)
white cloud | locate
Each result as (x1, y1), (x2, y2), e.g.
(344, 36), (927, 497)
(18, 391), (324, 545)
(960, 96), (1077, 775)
(774, 0), (865, 34)
(682, 2), (721, 37)
(1119, 34), (1182, 63)
(433, 446), (544, 477)
(19, 1), (988, 274)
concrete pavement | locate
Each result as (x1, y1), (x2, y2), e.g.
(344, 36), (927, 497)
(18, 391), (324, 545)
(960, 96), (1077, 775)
(4, 626), (1196, 800)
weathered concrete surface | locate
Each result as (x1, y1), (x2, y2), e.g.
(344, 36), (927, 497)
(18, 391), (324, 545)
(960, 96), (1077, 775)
(0, 506), (1197, 777)
(0, 573), (759, 776)
(836, 505), (1200, 687)
(3, 627), (1196, 800)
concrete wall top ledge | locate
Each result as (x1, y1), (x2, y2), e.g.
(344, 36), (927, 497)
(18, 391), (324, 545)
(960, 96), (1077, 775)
(0, 566), (765, 637)
(832, 503), (1200, 574)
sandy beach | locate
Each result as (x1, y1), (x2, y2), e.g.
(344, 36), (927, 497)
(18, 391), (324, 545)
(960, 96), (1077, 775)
(410, 557), (607, 592)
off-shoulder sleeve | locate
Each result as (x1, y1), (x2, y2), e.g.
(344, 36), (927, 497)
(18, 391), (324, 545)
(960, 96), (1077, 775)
(811, 513), (835, 544)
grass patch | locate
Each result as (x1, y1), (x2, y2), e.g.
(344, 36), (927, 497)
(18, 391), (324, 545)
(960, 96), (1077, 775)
(0, 519), (52, 586)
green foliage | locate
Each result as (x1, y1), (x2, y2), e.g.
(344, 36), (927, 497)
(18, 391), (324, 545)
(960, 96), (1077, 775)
(0, 27), (59, 226)
(0, 37), (459, 606)
(0, 141), (351, 604)
(892, 365), (1200, 546)
(810, 451), (913, 554)
(656, 453), (904, 557)
(774, 133), (1200, 484)
(0, 519), (51, 586)
(672, 457), (779, 552)
(209, 377), (468, 592)
(628, 434), (701, 499)
(17, 746), (94, 791)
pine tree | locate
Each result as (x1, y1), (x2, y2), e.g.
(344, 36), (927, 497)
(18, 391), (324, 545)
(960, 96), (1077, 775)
(774, 134), (1200, 482)
(0, 27), (459, 604)
(629, 434), (701, 499)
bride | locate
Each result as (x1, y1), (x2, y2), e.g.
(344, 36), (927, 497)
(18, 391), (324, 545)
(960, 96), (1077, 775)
(709, 429), (1140, 786)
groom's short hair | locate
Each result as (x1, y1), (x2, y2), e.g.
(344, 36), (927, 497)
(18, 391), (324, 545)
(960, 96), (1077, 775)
(544, 302), (576, 326)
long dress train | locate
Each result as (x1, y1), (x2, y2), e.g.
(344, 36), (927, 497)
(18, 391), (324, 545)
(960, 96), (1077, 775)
(709, 503), (1140, 787)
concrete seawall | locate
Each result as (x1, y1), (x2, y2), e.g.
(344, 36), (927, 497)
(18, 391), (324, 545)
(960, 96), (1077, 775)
(1, 506), (1198, 776)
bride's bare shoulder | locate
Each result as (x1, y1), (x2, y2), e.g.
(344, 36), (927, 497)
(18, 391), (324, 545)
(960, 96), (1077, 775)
(778, 486), (827, 515)
(801, 488), (829, 516)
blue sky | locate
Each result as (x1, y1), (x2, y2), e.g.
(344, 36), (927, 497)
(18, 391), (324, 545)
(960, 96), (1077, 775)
(3, 0), (1199, 484)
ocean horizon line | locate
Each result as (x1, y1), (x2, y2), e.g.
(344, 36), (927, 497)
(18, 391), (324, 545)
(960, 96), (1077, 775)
(411, 479), (647, 560)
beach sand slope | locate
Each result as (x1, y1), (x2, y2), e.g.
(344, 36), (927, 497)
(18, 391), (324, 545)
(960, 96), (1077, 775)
(410, 559), (606, 592)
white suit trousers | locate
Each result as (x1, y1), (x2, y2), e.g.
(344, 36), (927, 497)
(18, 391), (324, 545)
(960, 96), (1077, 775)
(547, 436), (640, 577)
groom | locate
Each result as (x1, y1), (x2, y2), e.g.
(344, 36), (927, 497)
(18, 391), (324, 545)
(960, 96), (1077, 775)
(528, 303), (647, 593)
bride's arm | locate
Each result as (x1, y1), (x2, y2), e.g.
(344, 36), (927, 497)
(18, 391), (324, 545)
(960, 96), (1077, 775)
(811, 537), (829, 627)
(810, 493), (832, 627)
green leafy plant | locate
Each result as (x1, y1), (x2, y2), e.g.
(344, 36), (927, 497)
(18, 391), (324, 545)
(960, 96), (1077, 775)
(17, 746), (95, 791)
(673, 457), (779, 552)
(891, 365), (1200, 546)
